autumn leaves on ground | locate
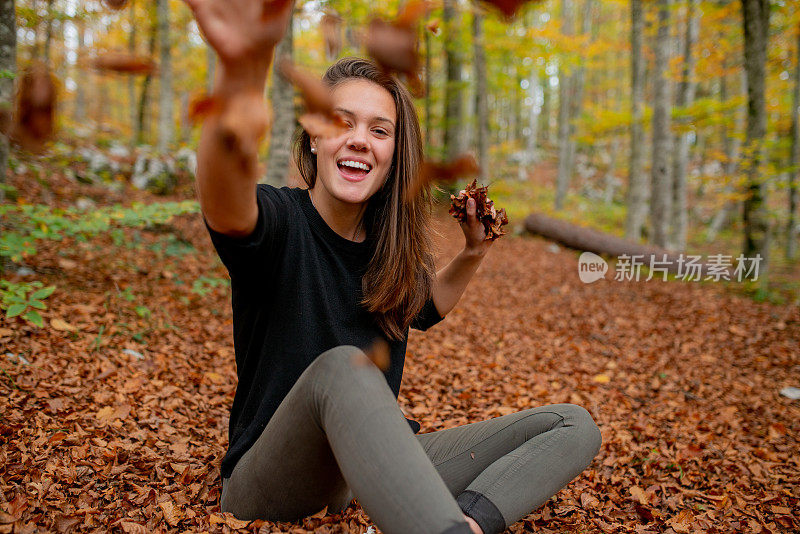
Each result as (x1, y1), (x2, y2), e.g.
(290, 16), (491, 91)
(0, 155), (797, 534)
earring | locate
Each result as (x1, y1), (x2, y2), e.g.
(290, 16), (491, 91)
(311, 147), (317, 154)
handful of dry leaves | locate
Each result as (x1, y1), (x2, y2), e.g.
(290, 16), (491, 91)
(449, 180), (509, 241)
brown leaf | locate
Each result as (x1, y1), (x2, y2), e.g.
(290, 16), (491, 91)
(50, 318), (77, 332)
(478, 0), (542, 20)
(321, 12), (343, 60)
(11, 62), (57, 153)
(92, 52), (156, 75)
(426, 19), (440, 35)
(158, 499), (182, 527)
(279, 59), (348, 138)
(119, 521), (147, 534)
(448, 179), (509, 240)
(188, 94), (223, 124)
(103, 0), (129, 9)
(359, 338), (391, 372)
(364, 1), (429, 97)
(406, 153), (480, 201)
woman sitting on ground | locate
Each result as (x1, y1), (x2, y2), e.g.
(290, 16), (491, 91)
(186, 1), (602, 533)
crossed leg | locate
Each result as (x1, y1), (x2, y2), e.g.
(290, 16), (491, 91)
(417, 404), (603, 534)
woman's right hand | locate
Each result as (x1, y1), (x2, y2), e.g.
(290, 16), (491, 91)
(183, 0), (293, 70)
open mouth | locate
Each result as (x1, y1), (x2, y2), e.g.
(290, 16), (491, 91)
(336, 158), (372, 179)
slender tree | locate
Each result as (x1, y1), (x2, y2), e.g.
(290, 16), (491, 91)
(625, 0), (647, 240)
(740, 0), (771, 270)
(671, 0), (700, 251)
(264, 14), (295, 186)
(443, 0), (464, 160)
(788, 27), (800, 260)
(555, 0), (574, 210)
(136, 17), (157, 145)
(473, 8), (488, 181)
(650, 0), (673, 248)
(157, 0), (173, 152)
(0, 0), (16, 203)
(128, 0), (137, 144)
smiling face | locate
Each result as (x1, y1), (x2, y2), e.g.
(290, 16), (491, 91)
(310, 78), (397, 210)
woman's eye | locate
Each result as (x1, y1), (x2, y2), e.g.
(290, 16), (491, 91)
(374, 129), (387, 136)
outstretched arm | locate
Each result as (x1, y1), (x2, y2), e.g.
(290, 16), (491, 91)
(431, 197), (494, 317)
(184, 0), (293, 237)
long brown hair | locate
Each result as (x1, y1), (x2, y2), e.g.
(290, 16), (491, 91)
(293, 57), (435, 341)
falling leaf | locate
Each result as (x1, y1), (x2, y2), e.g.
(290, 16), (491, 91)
(11, 62), (57, 153)
(188, 94), (222, 124)
(592, 373), (611, 383)
(364, 1), (430, 97)
(426, 19), (440, 35)
(50, 318), (77, 332)
(406, 153), (480, 201)
(448, 179), (509, 240)
(321, 12), (343, 60)
(478, 0), (541, 20)
(103, 0), (129, 9)
(92, 52), (156, 75)
(278, 59), (347, 138)
(363, 338), (391, 372)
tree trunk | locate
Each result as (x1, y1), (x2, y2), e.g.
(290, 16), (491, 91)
(0, 0), (16, 203)
(565, 0), (593, 190)
(670, 0), (699, 251)
(538, 66), (551, 147)
(740, 0), (770, 274)
(472, 10), (488, 181)
(73, 17), (86, 124)
(649, 0), (672, 248)
(424, 28), (432, 150)
(264, 15), (295, 186)
(524, 212), (724, 278)
(625, 0), (647, 240)
(443, 0), (463, 161)
(527, 66), (539, 162)
(129, 0), (137, 145)
(555, 0), (574, 210)
(705, 64), (744, 243)
(787, 29), (800, 260)
(136, 20), (157, 146)
(157, 0), (173, 153)
(43, 0), (54, 66)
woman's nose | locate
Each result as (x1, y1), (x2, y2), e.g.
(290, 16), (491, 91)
(346, 127), (369, 151)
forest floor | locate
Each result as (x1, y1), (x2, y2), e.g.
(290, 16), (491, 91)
(1, 151), (798, 533)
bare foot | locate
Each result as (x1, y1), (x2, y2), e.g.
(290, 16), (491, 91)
(463, 514), (483, 534)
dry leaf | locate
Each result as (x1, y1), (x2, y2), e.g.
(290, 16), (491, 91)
(629, 485), (649, 505)
(448, 179), (509, 240)
(12, 62), (57, 152)
(188, 94), (222, 124)
(321, 12), (343, 60)
(50, 318), (77, 332)
(592, 373), (611, 383)
(279, 59), (348, 138)
(92, 52), (156, 75)
(103, 0), (129, 9)
(406, 153), (480, 201)
(364, 1), (429, 97)
(362, 338), (391, 372)
(158, 499), (183, 527)
(479, 0), (541, 20)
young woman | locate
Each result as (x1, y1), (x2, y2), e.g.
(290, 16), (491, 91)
(185, 1), (602, 533)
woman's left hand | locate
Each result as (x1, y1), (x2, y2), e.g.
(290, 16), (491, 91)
(460, 197), (494, 256)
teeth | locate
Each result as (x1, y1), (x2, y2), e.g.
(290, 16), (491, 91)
(339, 160), (371, 171)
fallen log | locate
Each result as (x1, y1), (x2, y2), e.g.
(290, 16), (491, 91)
(523, 212), (744, 280)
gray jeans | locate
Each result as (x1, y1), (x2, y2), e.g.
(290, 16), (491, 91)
(220, 346), (602, 534)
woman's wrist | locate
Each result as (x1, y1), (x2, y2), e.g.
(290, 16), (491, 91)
(215, 55), (273, 97)
(462, 243), (489, 259)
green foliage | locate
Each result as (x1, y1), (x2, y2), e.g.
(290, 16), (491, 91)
(0, 280), (55, 327)
(0, 200), (198, 328)
(191, 276), (230, 296)
(0, 200), (199, 265)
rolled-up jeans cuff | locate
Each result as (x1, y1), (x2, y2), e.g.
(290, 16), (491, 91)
(456, 490), (506, 534)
